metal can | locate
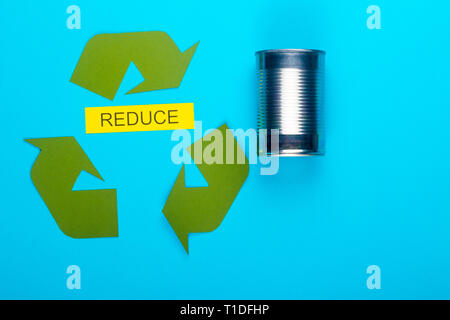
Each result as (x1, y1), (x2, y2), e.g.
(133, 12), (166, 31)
(256, 49), (325, 156)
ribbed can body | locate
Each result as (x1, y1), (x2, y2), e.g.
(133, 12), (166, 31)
(256, 49), (325, 156)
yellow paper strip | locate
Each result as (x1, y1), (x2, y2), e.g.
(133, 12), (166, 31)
(85, 103), (194, 134)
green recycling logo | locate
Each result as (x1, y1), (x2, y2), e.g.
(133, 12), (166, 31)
(26, 31), (248, 254)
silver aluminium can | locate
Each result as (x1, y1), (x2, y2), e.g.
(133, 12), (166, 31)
(256, 49), (325, 156)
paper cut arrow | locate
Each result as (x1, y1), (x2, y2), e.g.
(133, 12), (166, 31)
(70, 31), (199, 100)
(26, 137), (118, 238)
(163, 124), (249, 253)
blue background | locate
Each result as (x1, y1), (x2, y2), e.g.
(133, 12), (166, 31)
(1, 0), (450, 299)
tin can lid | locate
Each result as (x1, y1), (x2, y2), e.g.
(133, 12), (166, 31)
(256, 49), (325, 70)
(255, 49), (325, 55)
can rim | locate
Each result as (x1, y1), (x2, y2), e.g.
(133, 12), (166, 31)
(255, 49), (325, 55)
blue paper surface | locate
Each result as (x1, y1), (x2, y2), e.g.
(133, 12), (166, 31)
(1, 0), (450, 299)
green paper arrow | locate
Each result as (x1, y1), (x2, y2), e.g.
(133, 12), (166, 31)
(26, 137), (118, 238)
(163, 124), (249, 253)
(70, 31), (199, 100)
